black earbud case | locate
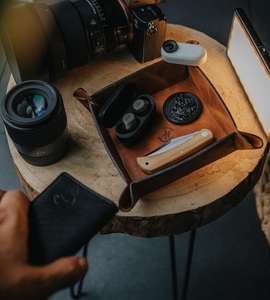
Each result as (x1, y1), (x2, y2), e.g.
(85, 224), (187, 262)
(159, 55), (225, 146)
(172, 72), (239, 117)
(98, 83), (156, 146)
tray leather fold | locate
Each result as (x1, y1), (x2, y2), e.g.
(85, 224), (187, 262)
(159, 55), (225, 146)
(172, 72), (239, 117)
(75, 60), (263, 211)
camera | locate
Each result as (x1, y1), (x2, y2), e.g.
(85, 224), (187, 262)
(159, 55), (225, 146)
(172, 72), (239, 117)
(161, 40), (207, 66)
(0, 80), (68, 166)
(0, 0), (167, 83)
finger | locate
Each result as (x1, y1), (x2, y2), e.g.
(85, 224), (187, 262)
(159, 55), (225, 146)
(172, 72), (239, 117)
(1, 256), (88, 300)
(42, 256), (89, 291)
(0, 190), (29, 234)
(0, 189), (6, 199)
(0, 190), (30, 262)
(0, 190), (29, 214)
(24, 256), (88, 298)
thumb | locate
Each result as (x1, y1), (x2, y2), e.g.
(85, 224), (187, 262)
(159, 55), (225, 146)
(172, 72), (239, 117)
(42, 256), (88, 289)
(26, 256), (88, 299)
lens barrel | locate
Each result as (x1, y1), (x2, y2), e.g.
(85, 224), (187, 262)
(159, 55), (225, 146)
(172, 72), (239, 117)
(1, 0), (131, 83)
(1, 81), (68, 166)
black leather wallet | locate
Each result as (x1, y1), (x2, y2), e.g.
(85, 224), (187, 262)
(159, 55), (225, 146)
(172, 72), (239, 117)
(28, 172), (118, 265)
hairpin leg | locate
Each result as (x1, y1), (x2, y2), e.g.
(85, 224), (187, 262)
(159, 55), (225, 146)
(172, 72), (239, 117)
(182, 229), (196, 300)
(169, 229), (196, 300)
(169, 235), (178, 300)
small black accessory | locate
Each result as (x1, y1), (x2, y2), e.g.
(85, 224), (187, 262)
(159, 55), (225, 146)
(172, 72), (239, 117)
(98, 83), (156, 145)
(163, 92), (202, 125)
(122, 112), (138, 131)
(132, 98), (150, 115)
(28, 172), (118, 265)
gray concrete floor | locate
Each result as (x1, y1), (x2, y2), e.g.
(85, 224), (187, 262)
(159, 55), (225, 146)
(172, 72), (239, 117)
(1, 0), (270, 299)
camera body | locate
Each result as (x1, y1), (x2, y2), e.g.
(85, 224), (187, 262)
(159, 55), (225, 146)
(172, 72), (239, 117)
(0, 0), (167, 83)
(128, 3), (167, 62)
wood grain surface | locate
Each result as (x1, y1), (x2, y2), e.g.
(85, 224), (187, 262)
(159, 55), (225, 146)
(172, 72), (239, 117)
(6, 24), (268, 237)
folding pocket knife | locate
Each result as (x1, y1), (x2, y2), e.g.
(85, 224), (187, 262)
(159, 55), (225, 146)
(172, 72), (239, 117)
(136, 129), (214, 174)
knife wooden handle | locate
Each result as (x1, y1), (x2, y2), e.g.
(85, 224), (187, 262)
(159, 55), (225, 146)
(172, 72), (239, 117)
(137, 129), (214, 174)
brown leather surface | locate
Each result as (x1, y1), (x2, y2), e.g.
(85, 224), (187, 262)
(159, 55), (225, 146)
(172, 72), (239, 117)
(81, 60), (263, 211)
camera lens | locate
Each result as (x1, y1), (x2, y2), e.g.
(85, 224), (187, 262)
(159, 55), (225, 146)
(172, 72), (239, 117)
(162, 40), (179, 53)
(1, 81), (68, 166)
(1, 0), (132, 83)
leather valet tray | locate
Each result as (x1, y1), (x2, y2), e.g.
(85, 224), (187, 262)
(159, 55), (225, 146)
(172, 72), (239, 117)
(74, 59), (263, 212)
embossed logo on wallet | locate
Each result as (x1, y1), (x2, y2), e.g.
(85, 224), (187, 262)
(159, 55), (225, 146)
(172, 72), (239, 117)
(53, 192), (76, 208)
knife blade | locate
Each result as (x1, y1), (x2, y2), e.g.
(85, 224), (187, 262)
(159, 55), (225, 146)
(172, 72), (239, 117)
(137, 129), (214, 174)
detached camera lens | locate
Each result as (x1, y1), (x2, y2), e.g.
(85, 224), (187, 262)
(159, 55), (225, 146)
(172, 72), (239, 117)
(1, 81), (68, 166)
(162, 40), (179, 53)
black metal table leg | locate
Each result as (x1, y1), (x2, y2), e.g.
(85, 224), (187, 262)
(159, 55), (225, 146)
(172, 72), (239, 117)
(169, 229), (197, 300)
(182, 229), (196, 300)
(169, 235), (178, 300)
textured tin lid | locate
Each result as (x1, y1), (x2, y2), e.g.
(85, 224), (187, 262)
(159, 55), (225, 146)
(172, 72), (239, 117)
(227, 8), (270, 138)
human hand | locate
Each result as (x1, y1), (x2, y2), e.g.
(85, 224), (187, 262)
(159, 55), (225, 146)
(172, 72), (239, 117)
(0, 190), (88, 300)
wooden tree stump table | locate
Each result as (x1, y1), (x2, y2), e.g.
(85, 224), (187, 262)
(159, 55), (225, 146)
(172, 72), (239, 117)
(6, 24), (268, 237)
